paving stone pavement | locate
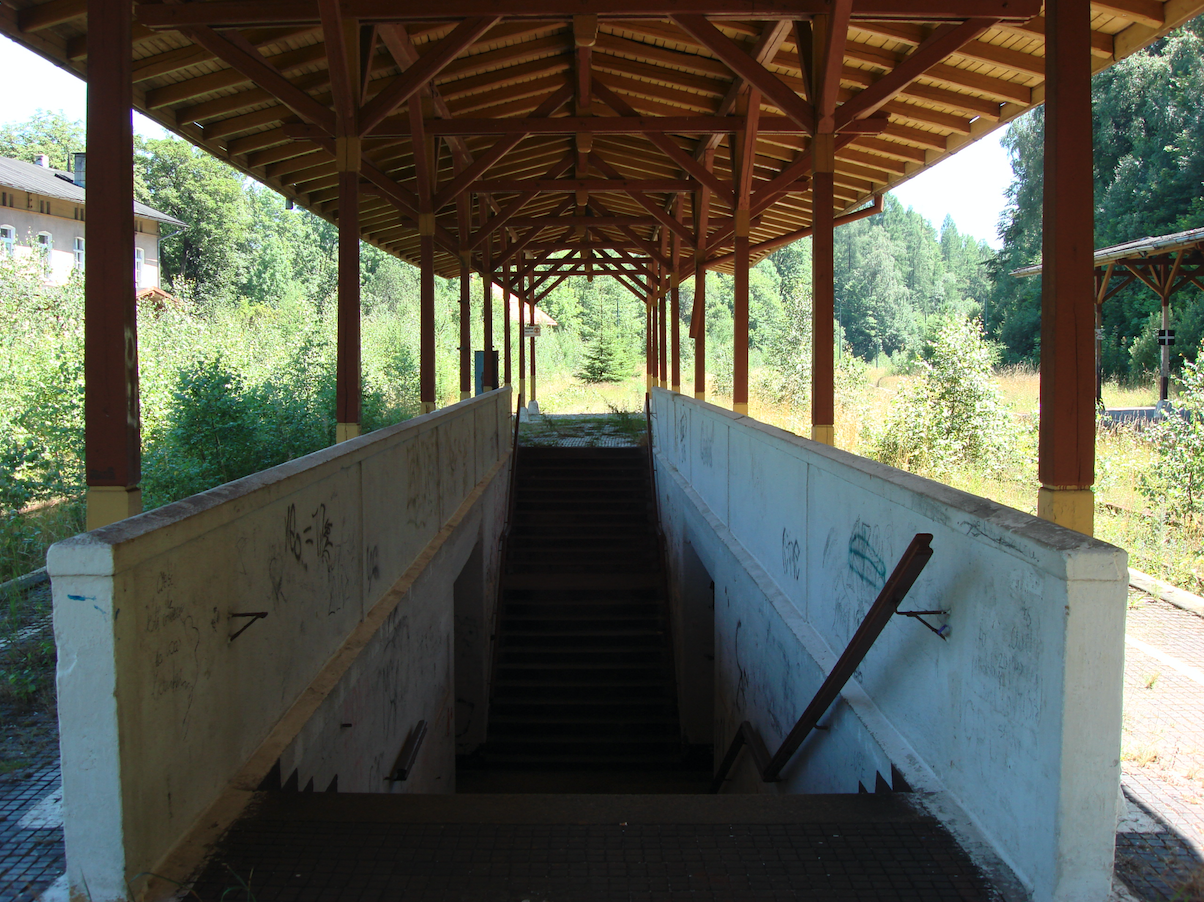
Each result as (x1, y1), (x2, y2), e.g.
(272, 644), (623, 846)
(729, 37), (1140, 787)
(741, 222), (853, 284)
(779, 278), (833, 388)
(1116, 591), (1204, 901)
(0, 757), (63, 902)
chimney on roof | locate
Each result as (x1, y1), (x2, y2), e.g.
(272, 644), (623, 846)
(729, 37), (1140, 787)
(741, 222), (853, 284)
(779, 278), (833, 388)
(35, 154), (50, 169)
(72, 152), (86, 188)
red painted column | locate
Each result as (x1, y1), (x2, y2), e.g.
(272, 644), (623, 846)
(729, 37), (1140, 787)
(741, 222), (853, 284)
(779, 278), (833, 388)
(337, 167), (363, 435)
(1038, 0), (1095, 534)
(659, 275), (668, 388)
(459, 252), (471, 400)
(733, 218), (750, 414)
(518, 257), (527, 403)
(693, 253), (706, 400)
(419, 223), (435, 412)
(85, 0), (140, 528)
(481, 200), (495, 391)
(811, 134), (836, 445)
(502, 254), (512, 386)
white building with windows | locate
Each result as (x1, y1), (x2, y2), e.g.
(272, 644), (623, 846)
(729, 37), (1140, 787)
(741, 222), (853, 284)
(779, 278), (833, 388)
(0, 154), (184, 289)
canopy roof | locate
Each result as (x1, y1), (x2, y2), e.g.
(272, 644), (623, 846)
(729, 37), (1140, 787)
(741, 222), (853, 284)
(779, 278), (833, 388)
(1013, 225), (1204, 275)
(2, 0), (1201, 283)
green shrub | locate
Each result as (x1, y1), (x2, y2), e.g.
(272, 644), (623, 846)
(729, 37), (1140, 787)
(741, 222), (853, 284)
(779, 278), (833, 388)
(869, 316), (1013, 478)
(1140, 348), (1204, 521)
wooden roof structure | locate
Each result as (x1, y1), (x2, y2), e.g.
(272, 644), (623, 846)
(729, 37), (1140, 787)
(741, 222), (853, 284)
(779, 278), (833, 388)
(3, 0), (1202, 286)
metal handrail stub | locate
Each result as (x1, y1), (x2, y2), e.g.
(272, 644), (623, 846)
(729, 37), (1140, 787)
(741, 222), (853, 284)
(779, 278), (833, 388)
(711, 533), (934, 791)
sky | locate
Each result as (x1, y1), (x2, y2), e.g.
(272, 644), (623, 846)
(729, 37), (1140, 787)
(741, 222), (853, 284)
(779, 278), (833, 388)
(1, 34), (1014, 247)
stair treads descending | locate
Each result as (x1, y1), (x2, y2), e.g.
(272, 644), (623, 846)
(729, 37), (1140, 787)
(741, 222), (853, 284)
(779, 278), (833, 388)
(190, 792), (1003, 901)
(486, 446), (684, 774)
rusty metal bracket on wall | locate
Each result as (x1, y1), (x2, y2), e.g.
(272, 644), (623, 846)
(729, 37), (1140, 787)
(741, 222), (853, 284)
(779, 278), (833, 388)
(896, 609), (949, 640)
(229, 611), (268, 641)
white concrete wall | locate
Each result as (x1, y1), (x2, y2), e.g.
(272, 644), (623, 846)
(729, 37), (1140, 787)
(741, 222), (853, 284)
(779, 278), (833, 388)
(650, 388), (1127, 902)
(48, 390), (512, 901)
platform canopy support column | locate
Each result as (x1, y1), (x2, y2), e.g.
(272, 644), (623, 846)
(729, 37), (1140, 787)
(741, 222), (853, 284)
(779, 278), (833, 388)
(413, 97), (437, 413)
(691, 150), (715, 401)
(518, 256), (527, 402)
(732, 90), (759, 415)
(1038, 0), (1095, 535)
(671, 199), (683, 393)
(503, 253), (512, 387)
(481, 197), (495, 392)
(809, 11), (841, 447)
(85, 0), (141, 528)
(332, 12), (362, 440)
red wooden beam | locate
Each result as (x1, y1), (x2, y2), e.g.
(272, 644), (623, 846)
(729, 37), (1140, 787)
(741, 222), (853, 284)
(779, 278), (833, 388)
(137, 0), (1040, 26)
(494, 198), (575, 268)
(358, 16), (498, 136)
(473, 177), (699, 193)
(591, 79), (735, 204)
(817, 0), (852, 131)
(672, 14), (815, 134)
(180, 26), (335, 132)
(698, 20), (792, 159)
(409, 116), (815, 135)
(431, 82), (573, 210)
(319, 0), (356, 128)
(833, 17), (998, 131)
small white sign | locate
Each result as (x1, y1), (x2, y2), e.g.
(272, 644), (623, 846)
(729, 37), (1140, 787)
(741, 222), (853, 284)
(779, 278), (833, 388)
(524, 324), (541, 338)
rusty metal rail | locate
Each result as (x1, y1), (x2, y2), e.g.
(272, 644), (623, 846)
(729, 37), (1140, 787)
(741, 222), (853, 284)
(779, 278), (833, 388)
(711, 533), (934, 793)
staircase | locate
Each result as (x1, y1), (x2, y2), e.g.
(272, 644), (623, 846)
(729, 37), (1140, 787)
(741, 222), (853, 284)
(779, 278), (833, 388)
(483, 446), (686, 776)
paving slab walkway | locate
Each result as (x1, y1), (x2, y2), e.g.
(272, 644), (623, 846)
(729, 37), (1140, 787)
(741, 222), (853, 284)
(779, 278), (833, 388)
(1115, 590), (1204, 901)
(0, 756), (63, 902)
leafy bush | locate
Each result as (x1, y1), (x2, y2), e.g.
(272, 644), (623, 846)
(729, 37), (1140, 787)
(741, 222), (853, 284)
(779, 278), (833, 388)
(869, 316), (1013, 478)
(1140, 349), (1204, 521)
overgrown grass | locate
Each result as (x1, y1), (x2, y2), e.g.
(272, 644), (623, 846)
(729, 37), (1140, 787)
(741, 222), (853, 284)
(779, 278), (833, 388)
(0, 583), (56, 714)
(0, 499), (84, 585)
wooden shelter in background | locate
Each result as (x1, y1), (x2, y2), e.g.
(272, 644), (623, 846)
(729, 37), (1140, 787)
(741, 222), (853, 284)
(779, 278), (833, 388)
(3, 0), (1203, 535)
(1016, 226), (1204, 404)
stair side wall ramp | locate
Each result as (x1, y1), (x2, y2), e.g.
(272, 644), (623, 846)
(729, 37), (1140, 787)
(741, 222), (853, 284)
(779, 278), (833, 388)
(47, 390), (513, 902)
(648, 388), (1129, 902)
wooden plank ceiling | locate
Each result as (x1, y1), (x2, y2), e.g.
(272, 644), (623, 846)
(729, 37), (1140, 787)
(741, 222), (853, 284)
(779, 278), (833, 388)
(2, 0), (1202, 285)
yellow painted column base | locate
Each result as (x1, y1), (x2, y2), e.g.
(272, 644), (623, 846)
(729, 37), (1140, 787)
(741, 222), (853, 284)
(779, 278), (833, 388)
(811, 424), (836, 446)
(86, 486), (142, 531)
(694, 390), (705, 401)
(460, 390), (472, 401)
(517, 379), (525, 401)
(671, 382), (680, 393)
(733, 401), (748, 415)
(421, 402), (437, 414)
(482, 385), (494, 393)
(336, 422), (361, 443)
(1037, 486), (1094, 536)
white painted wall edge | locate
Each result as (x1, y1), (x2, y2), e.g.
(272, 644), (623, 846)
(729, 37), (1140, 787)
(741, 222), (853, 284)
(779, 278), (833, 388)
(655, 449), (1034, 894)
(650, 389), (1125, 583)
(1128, 568), (1204, 618)
(141, 454), (509, 898)
(48, 392), (509, 575)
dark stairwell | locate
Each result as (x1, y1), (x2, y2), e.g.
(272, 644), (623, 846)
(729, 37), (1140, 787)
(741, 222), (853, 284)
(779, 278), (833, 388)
(461, 442), (710, 792)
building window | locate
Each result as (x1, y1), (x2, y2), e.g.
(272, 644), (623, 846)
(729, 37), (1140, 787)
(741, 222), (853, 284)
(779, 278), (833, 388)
(0, 225), (14, 257)
(74, 236), (84, 272)
(35, 232), (52, 273)
(134, 247), (145, 289)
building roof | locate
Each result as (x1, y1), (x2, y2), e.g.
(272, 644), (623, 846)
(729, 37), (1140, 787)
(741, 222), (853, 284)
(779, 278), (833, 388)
(1, 1), (1201, 285)
(0, 157), (187, 227)
(1012, 225), (1204, 276)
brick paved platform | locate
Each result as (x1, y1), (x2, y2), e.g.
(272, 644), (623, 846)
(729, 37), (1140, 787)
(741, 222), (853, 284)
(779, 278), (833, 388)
(191, 792), (1002, 902)
(0, 758), (63, 902)
(1117, 590), (1204, 900)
